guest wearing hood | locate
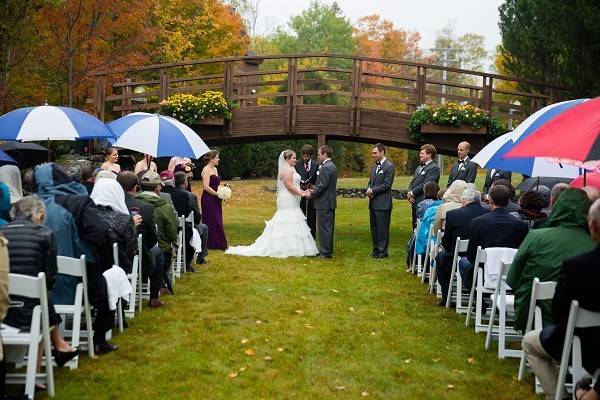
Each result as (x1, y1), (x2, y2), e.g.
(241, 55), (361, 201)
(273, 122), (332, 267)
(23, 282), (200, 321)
(32, 163), (116, 354)
(91, 178), (139, 274)
(433, 180), (468, 233)
(415, 189), (445, 256)
(507, 188), (596, 333)
(0, 164), (24, 205)
(0, 183), (10, 224)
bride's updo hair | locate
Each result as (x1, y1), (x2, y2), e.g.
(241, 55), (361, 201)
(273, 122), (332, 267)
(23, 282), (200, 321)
(282, 150), (295, 160)
(204, 150), (219, 161)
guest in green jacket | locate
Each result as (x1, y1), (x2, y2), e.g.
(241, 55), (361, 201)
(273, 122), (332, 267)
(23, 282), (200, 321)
(507, 188), (595, 332)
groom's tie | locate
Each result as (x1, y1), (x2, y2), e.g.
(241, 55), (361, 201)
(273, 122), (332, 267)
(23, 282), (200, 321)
(305, 162), (309, 173)
(375, 160), (381, 174)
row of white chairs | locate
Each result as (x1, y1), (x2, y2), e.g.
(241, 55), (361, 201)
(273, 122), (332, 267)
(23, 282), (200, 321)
(407, 221), (600, 399)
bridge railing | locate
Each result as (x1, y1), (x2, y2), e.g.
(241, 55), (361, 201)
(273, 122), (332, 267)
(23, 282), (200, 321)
(89, 53), (568, 131)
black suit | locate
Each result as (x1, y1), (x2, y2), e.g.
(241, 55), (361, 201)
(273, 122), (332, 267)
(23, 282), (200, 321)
(447, 157), (477, 187)
(407, 161), (440, 227)
(539, 245), (600, 372)
(295, 159), (318, 238)
(483, 169), (512, 194)
(463, 207), (529, 286)
(367, 159), (395, 257)
(435, 202), (489, 301)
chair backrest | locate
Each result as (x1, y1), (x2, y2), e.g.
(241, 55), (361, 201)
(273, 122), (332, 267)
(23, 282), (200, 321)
(57, 255), (86, 278)
(8, 272), (45, 299)
(473, 246), (486, 267)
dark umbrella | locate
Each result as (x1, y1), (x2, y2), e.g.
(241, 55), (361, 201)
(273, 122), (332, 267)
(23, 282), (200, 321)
(0, 142), (49, 168)
(516, 176), (572, 192)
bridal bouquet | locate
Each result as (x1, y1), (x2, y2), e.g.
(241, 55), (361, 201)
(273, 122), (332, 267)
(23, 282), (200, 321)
(217, 185), (232, 201)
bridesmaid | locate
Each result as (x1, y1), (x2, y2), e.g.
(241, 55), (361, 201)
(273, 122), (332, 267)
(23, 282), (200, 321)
(101, 147), (121, 175)
(201, 150), (228, 249)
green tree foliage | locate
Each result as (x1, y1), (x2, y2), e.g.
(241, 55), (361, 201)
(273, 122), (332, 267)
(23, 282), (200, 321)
(498, 0), (600, 97)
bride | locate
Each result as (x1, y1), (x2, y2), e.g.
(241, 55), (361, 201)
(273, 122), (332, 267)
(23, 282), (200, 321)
(226, 150), (319, 258)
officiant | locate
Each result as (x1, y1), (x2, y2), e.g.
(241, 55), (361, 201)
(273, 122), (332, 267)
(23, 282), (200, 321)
(295, 144), (318, 238)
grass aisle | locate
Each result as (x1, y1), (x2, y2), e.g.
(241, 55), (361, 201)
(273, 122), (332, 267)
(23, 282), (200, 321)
(46, 179), (535, 399)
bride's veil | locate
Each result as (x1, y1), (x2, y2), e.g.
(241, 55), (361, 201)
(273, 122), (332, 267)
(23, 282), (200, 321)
(277, 151), (293, 195)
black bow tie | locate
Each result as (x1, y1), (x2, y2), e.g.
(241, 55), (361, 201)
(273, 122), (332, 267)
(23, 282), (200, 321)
(376, 161), (381, 166)
(420, 163), (426, 167)
(458, 160), (465, 164)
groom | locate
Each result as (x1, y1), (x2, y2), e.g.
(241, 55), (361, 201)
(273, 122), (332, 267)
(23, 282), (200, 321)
(309, 145), (337, 258)
(366, 143), (395, 258)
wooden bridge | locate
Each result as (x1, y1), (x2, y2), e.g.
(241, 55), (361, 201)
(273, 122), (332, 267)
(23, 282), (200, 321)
(89, 53), (569, 155)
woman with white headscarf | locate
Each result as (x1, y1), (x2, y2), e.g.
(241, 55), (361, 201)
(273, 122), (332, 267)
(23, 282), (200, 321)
(91, 178), (139, 273)
(0, 164), (23, 204)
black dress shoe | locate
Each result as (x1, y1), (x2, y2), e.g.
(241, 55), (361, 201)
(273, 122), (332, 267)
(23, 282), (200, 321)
(369, 253), (380, 258)
(52, 349), (78, 367)
(196, 255), (207, 264)
(317, 253), (332, 259)
(94, 343), (118, 355)
(188, 266), (197, 273)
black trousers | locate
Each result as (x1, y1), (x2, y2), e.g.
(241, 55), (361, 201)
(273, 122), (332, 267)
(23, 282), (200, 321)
(411, 202), (418, 229)
(300, 197), (317, 239)
(435, 250), (454, 301)
(93, 300), (115, 347)
(369, 208), (391, 256)
(149, 246), (165, 299)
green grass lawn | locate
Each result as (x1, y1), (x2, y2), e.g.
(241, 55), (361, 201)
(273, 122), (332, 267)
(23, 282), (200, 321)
(39, 178), (537, 399)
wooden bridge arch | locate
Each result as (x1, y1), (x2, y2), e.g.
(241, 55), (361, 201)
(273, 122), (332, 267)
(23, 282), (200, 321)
(89, 53), (569, 155)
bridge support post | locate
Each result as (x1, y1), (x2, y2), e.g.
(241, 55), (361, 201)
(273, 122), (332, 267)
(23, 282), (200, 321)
(318, 135), (326, 149)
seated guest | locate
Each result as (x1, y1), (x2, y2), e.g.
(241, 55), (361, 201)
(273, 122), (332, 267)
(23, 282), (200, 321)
(582, 186), (600, 204)
(486, 179), (519, 212)
(521, 199), (600, 400)
(0, 196), (78, 367)
(433, 179), (468, 233)
(416, 182), (440, 219)
(162, 171), (209, 266)
(0, 231), (7, 394)
(0, 164), (24, 205)
(116, 172), (163, 306)
(507, 188), (595, 333)
(0, 183), (10, 224)
(462, 185), (529, 287)
(173, 163), (193, 192)
(91, 178), (139, 274)
(548, 182), (569, 210)
(512, 190), (547, 229)
(435, 187), (488, 305)
(32, 163), (116, 355)
(135, 171), (178, 307)
(534, 185), (551, 209)
(415, 189), (445, 257)
(80, 165), (97, 195)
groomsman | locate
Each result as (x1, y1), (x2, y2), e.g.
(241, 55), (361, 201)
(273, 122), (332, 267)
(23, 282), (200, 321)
(407, 144), (441, 228)
(483, 168), (512, 194)
(295, 144), (318, 238)
(447, 141), (477, 187)
(366, 143), (395, 258)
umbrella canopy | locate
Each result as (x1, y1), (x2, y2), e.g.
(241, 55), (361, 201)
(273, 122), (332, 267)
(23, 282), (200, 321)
(570, 172), (600, 190)
(0, 142), (48, 168)
(107, 112), (210, 159)
(516, 176), (572, 192)
(505, 97), (600, 170)
(0, 150), (16, 165)
(471, 99), (584, 178)
(0, 105), (113, 141)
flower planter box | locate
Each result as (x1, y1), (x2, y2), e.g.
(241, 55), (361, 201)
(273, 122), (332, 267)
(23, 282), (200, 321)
(420, 123), (486, 135)
(196, 117), (225, 126)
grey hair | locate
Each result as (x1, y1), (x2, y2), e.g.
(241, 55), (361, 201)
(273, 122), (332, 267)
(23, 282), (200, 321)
(550, 183), (569, 205)
(461, 188), (480, 203)
(590, 199), (600, 225)
(11, 194), (45, 222)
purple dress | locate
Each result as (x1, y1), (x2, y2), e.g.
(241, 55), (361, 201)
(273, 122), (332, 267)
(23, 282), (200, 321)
(201, 174), (228, 249)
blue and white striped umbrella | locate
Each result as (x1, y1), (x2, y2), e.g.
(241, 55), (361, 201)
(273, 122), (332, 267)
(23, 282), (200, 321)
(0, 105), (113, 141)
(472, 99), (584, 178)
(107, 112), (210, 159)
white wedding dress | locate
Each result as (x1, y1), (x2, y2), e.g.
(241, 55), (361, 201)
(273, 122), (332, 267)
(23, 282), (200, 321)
(226, 154), (319, 258)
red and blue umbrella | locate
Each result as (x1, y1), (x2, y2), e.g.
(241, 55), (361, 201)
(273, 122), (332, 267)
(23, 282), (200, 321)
(505, 97), (600, 172)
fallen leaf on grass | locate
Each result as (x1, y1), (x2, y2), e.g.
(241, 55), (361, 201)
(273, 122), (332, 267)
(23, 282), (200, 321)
(255, 320), (262, 325)
(371, 331), (376, 336)
(301, 296), (307, 299)
(241, 338), (249, 344)
(264, 339), (269, 342)
(277, 347), (284, 352)
(349, 307), (355, 312)
(331, 289), (339, 293)
(335, 386), (346, 391)
(244, 348), (256, 356)
(447, 384), (454, 389)
(294, 310), (304, 314)
(467, 357), (476, 364)
(432, 358), (440, 363)
(404, 359), (411, 364)
(239, 367), (247, 372)
(266, 288), (274, 292)
(361, 390), (369, 397)
(228, 372), (238, 378)
(263, 355), (273, 361)
(304, 323), (313, 329)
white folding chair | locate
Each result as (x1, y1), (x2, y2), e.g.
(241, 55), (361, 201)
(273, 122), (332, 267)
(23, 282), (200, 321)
(446, 238), (469, 312)
(125, 253), (139, 319)
(485, 261), (522, 358)
(136, 234), (143, 313)
(409, 219), (422, 274)
(518, 278), (557, 395)
(171, 216), (185, 280)
(429, 229), (444, 294)
(554, 300), (600, 400)
(465, 247), (495, 332)
(54, 255), (94, 368)
(420, 223), (434, 283)
(112, 243), (124, 333)
(3, 272), (55, 398)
